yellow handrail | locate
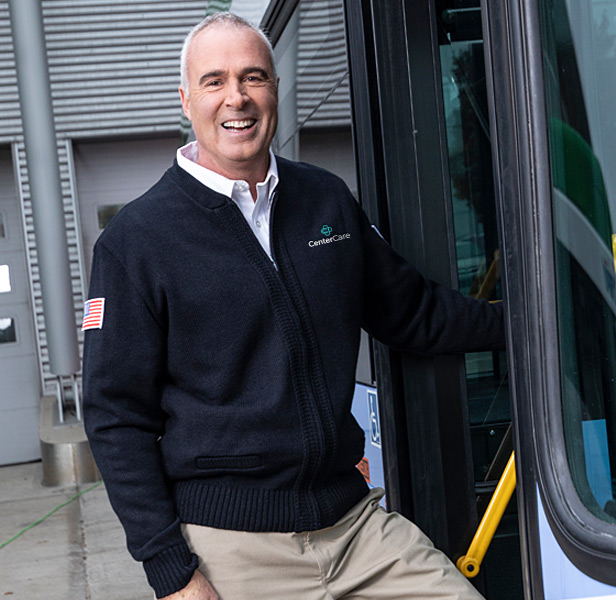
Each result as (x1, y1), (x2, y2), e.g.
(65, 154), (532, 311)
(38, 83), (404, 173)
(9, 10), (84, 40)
(456, 451), (516, 578)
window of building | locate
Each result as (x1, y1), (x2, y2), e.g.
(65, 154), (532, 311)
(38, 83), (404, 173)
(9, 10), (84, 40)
(0, 265), (11, 293)
(0, 317), (16, 344)
(97, 204), (126, 230)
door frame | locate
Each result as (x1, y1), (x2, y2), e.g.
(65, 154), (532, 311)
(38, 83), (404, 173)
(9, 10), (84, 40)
(343, 0), (479, 574)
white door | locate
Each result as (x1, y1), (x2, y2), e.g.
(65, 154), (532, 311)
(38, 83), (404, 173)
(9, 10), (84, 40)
(73, 137), (181, 281)
(0, 147), (41, 465)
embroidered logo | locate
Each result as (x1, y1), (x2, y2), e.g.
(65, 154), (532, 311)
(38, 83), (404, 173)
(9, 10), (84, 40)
(308, 225), (351, 248)
(82, 298), (105, 331)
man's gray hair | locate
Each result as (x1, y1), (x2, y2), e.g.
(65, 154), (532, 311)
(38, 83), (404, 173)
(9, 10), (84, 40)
(179, 12), (276, 96)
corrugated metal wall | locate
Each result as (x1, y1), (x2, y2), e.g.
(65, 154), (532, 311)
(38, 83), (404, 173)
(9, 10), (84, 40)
(1, 0), (210, 143)
(13, 140), (85, 393)
(43, 0), (208, 139)
(0, 1), (20, 141)
(298, 0), (351, 129)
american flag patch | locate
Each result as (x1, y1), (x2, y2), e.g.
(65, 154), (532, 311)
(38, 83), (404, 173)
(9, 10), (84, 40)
(82, 298), (105, 331)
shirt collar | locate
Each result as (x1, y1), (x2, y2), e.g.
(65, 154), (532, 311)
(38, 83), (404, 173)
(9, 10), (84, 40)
(176, 141), (278, 201)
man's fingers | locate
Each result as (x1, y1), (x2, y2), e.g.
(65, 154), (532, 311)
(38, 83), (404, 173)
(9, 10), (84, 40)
(159, 570), (219, 600)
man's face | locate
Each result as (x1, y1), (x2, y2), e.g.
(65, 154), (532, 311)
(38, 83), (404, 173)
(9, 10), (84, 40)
(179, 25), (279, 180)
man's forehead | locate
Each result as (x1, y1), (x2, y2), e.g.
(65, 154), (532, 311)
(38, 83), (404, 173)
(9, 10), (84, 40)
(187, 25), (272, 69)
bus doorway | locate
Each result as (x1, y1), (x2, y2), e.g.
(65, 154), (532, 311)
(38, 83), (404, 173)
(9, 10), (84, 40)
(344, 1), (518, 598)
(263, 0), (520, 596)
(344, 0), (616, 598)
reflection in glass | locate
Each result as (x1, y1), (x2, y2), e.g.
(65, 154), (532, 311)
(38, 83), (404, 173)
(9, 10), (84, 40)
(0, 264), (11, 293)
(438, 8), (523, 595)
(0, 317), (16, 343)
(541, 0), (616, 522)
(97, 204), (125, 230)
(274, 0), (356, 193)
(438, 4), (510, 481)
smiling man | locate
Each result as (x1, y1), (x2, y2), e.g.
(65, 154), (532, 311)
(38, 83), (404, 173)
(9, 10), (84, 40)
(82, 13), (505, 600)
(178, 20), (278, 194)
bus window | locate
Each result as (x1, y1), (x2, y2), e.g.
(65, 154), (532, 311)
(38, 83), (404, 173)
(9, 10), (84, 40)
(540, 0), (616, 524)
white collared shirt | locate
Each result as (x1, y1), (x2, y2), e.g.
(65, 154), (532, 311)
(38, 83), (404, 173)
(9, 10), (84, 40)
(176, 141), (279, 258)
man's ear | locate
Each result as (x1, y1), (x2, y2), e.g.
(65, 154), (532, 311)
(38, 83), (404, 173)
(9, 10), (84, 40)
(179, 86), (191, 121)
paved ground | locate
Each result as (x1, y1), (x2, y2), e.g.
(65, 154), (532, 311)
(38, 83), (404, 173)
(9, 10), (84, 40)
(0, 461), (152, 600)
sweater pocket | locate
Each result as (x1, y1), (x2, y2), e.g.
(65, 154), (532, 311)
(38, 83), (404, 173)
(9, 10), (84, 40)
(195, 454), (264, 474)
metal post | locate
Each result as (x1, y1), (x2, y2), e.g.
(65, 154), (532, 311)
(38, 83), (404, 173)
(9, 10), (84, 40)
(8, 0), (80, 377)
(55, 378), (65, 424)
(72, 374), (82, 421)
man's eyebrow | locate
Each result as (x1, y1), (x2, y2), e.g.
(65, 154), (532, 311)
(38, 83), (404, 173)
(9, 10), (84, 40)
(198, 70), (225, 86)
(240, 66), (272, 78)
(197, 67), (272, 87)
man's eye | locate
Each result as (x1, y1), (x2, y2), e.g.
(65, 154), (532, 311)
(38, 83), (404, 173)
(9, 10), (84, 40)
(246, 75), (264, 83)
(206, 80), (222, 87)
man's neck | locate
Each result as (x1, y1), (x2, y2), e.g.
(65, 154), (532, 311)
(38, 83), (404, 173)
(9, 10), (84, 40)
(177, 142), (279, 203)
(197, 156), (269, 201)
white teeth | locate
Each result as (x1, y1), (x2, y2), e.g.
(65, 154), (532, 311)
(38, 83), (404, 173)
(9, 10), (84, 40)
(222, 119), (256, 130)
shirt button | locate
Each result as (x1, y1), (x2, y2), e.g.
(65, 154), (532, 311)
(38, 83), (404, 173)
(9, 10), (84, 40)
(255, 220), (262, 228)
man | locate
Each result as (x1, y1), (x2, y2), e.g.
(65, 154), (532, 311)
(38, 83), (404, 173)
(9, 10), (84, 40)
(83, 13), (505, 600)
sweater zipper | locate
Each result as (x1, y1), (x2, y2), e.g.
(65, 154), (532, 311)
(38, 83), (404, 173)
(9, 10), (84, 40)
(222, 189), (327, 529)
(267, 190), (328, 529)
(268, 190), (279, 271)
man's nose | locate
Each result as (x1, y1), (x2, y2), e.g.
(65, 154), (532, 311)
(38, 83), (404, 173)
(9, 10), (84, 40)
(225, 80), (248, 108)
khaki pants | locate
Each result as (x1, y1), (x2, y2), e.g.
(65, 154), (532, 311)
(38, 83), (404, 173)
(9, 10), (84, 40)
(181, 488), (484, 600)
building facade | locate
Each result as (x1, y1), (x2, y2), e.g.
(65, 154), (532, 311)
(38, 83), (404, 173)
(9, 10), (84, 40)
(0, 0), (354, 464)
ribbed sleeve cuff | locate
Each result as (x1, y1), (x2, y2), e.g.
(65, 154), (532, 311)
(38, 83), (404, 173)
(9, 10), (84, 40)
(143, 544), (199, 598)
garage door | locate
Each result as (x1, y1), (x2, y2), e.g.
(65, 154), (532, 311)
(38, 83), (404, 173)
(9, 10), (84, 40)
(73, 137), (181, 281)
(0, 146), (41, 465)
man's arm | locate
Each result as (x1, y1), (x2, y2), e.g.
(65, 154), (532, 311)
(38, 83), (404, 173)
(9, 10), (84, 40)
(83, 241), (198, 598)
(356, 204), (506, 354)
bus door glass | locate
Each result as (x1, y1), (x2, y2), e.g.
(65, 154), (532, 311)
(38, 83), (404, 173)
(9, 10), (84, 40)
(436, 1), (519, 596)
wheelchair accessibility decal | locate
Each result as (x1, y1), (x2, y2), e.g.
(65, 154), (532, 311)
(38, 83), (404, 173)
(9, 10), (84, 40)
(367, 390), (381, 448)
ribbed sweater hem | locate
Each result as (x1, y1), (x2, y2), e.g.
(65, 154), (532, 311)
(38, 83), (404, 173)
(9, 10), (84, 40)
(143, 543), (199, 598)
(174, 469), (369, 532)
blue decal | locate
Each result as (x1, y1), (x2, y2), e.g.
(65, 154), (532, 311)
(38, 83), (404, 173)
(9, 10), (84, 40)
(367, 390), (381, 448)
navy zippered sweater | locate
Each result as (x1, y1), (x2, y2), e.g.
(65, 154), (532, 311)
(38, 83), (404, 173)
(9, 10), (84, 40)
(83, 158), (505, 598)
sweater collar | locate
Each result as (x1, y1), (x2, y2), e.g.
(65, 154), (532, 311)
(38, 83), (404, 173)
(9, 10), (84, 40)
(176, 142), (279, 202)
(167, 159), (232, 210)
(168, 156), (293, 211)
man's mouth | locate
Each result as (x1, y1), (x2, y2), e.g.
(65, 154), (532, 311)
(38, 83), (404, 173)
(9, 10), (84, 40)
(222, 119), (256, 132)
